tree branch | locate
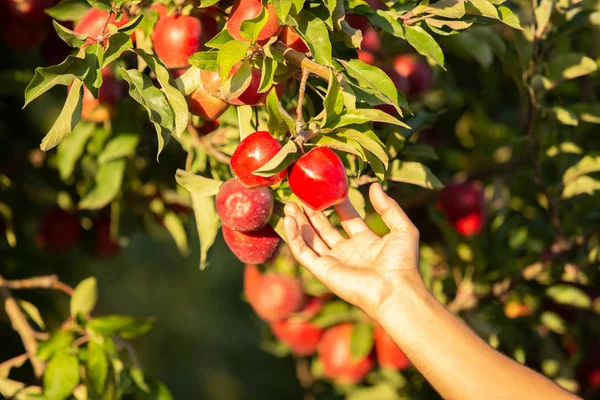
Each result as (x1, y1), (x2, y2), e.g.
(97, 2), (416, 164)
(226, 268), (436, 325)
(271, 41), (331, 82)
(0, 275), (74, 296)
(0, 275), (44, 378)
(187, 124), (231, 165)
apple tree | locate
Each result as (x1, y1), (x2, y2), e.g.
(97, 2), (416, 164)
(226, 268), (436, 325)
(0, 0), (599, 398)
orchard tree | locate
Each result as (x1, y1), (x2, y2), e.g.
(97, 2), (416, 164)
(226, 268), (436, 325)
(1, 0), (599, 398)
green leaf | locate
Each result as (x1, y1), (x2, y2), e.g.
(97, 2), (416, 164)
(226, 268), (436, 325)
(205, 29), (234, 49)
(24, 55), (89, 107)
(552, 106), (578, 126)
(175, 169), (223, 196)
(347, 383), (399, 400)
(79, 159), (126, 210)
(253, 140), (298, 177)
(119, 68), (174, 159)
(40, 78), (83, 152)
(118, 14), (144, 34)
(340, 59), (407, 114)
(237, 104), (256, 140)
(332, 108), (410, 129)
(130, 368), (151, 393)
(222, 60), (253, 101)
(258, 56), (277, 93)
(187, 51), (219, 72)
(339, 128), (388, 168)
(266, 89), (295, 136)
(52, 20), (87, 47)
(240, 7), (269, 41)
(84, 43), (105, 95)
(87, 340), (108, 395)
(56, 121), (95, 180)
(217, 41), (251, 81)
(136, 49), (188, 138)
(290, 10), (333, 66)
(389, 160), (443, 189)
(314, 134), (366, 160)
(45, 0), (90, 21)
(163, 211), (190, 256)
(562, 175), (600, 198)
(349, 187), (366, 218)
(547, 53), (598, 84)
(88, 315), (155, 339)
(191, 193), (220, 270)
(466, 0), (499, 19)
(562, 155), (600, 184)
(18, 299), (46, 330)
(86, 0), (111, 12)
(175, 67), (201, 95)
(546, 285), (591, 309)
(403, 142), (438, 161)
(404, 25), (444, 68)
(272, 0), (305, 21)
(498, 5), (522, 29)
(541, 311), (566, 334)
(322, 69), (344, 127)
(200, 0), (220, 7)
(70, 277), (98, 317)
(366, 150), (386, 181)
(43, 351), (79, 400)
(103, 32), (133, 67)
(428, 0), (467, 18)
(364, 10), (405, 38)
(312, 301), (354, 328)
(38, 331), (74, 361)
(98, 132), (140, 164)
(350, 323), (374, 359)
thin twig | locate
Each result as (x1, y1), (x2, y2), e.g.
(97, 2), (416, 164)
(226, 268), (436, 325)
(0, 275), (74, 296)
(0, 275), (44, 378)
(0, 353), (28, 371)
(271, 41), (331, 81)
(187, 124), (231, 164)
(295, 68), (310, 139)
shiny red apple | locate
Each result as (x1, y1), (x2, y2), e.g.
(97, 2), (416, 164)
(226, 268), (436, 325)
(74, 8), (131, 44)
(151, 14), (203, 69)
(289, 147), (348, 211)
(216, 178), (274, 232)
(280, 26), (308, 53)
(227, 0), (281, 45)
(230, 131), (288, 188)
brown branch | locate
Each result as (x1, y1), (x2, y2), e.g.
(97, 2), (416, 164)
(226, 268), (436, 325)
(271, 41), (331, 82)
(0, 275), (74, 296)
(187, 124), (231, 164)
(0, 275), (44, 378)
(0, 353), (28, 371)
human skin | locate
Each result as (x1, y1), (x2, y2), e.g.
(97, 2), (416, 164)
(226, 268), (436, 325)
(283, 183), (579, 400)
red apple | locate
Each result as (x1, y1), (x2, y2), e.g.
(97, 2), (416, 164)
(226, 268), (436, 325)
(271, 297), (324, 355)
(216, 178), (274, 232)
(230, 131), (288, 188)
(92, 217), (120, 258)
(37, 208), (80, 253)
(318, 323), (375, 384)
(227, 64), (268, 106)
(150, 3), (168, 18)
(280, 26), (308, 53)
(357, 50), (376, 65)
(250, 273), (305, 322)
(187, 69), (230, 121)
(74, 8), (131, 44)
(438, 181), (485, 236)
(244, 264), (263, 304)
(151, 14), (203, 69)
(373, 325), (410, 370)
(392, 54), (433, 97)
(222, 224), (281, 264)
(75, 68), (123, 123)
(289, 147), (348, 211)
(227, 0), (281, 45)
(7, 0), (54, 24)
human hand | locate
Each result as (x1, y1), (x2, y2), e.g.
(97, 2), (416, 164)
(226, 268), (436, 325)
(283, 183), (422, 318)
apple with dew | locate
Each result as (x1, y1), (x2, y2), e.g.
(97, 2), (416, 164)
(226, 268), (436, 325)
(216, 178), (274, 232)
(318, 323), (375, 384)
(222, 224), (281, 264)
(230, 131), (288, 188)
(289, 147), (348, 211)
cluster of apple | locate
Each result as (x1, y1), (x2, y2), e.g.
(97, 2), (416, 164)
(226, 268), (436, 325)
(35, 207), (120, 258)
(217, 131), (348, 264)
(244, 264), (411, 385)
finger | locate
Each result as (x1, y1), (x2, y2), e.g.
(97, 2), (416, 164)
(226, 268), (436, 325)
(303, 206), (345, 247)
(369, 183), (417, 234)
(284, 216), (332, 282)
(334, 197), (369, 237)
(283, 203), (330, 254)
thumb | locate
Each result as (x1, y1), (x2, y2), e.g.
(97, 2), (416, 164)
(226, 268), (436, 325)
(369, 183), (417, 234)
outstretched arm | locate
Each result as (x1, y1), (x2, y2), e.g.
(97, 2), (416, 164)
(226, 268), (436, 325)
(283, 183), (578, 400)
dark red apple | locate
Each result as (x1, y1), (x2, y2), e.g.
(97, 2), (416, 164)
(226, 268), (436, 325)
(92, 217), (120, 258)
(318, 323), (375, 385)
(230, 131), (288, 188)
(227, 64), (268, 106)
(37, 208), (80, 253)
(373, 325), (410, 370)
(187, 69), (230, 121)
(74, 8), (131, 44)
(250, 273), (305, 322)
(151, 14), (203, 69)
(6, 0), (54, 24)
(216, 178), (274, 232)
(392, 54), (433, 97)
(280, 26), (308, 53)
(227, 0), (281, 45)
(289, 147), (348, 211)
(438, 182), (485, 236)
(74, 68), (122, 123)
(222, 224), (281, 264)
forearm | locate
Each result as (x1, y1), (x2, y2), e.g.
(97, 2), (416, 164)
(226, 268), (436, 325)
(376, 274), (578, 400)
